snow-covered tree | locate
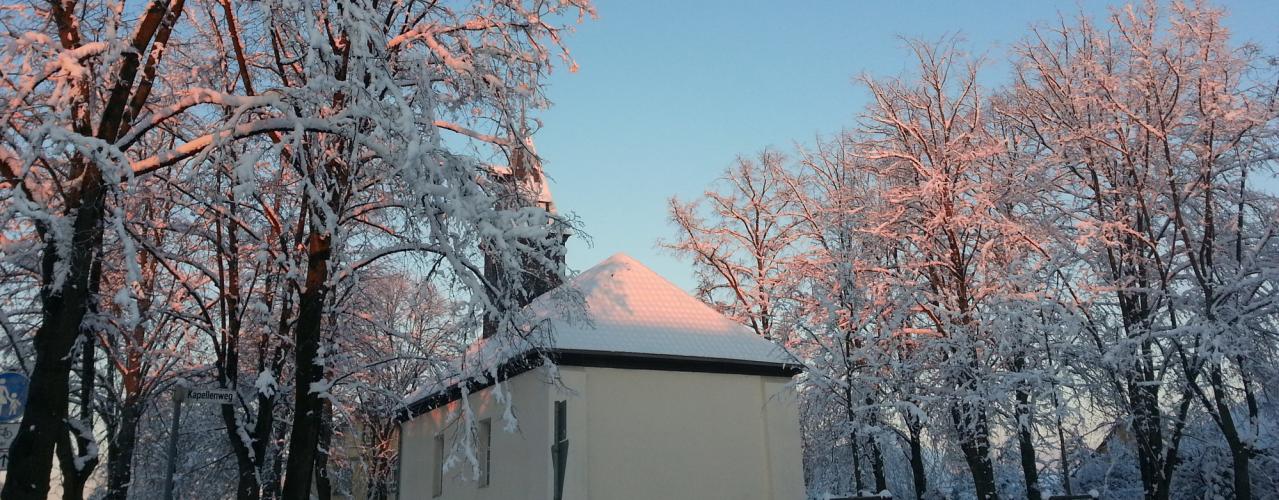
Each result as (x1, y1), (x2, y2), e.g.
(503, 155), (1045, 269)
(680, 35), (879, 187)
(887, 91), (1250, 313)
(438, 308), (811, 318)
(668, 4), (1279, 499)
(1007, 2), (1279, 498)
(0, 0), (593, 497)
(779, 134), (913, 497)
(664, 150), (803, 340)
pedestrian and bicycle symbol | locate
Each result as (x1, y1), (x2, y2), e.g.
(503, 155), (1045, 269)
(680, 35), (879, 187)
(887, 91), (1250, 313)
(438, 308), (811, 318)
(0, 372), (28, 423)
(0, 372), (29, 471)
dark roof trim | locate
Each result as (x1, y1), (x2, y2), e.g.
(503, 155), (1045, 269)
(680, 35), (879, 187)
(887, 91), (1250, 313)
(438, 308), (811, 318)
(396, 350), (546, 423)
(396, 350), (800, 423)
(555, 350), (800, 378)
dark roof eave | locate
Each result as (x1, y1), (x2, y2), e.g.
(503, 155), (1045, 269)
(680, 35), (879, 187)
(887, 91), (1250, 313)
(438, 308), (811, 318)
(555, 349), (801, 378)
(395, 349), (800, 423)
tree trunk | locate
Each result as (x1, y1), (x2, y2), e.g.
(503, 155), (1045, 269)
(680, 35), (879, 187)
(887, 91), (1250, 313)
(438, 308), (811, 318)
(865, 396), (886, 493)
(215, 197), (263, 500)
(106, 402), (143, 500)
(267, 420), (290, 499)
(951, 401), (999, 500)
(869, 435), (886, 494)
(3, 168), (106, 500)
(222, 401), (261, 499)
(253, 361), (285, 498)
(1010, 352), (1041, 500)
(55, 432), (85, 500)
(252, 274), (293, 498)
(57, 343), (97, 499)
(1014, 386), (1041, 500)
(1208, 366), (1251, 500)
(1153, 390), (1193, 500)
(315, 399), (334, 500)
(1043, 326), (1073, 496)
(1229, 445), (1252, 500)
(1130, 351), (1167, 500)
(106, 253), (150, 500)
(849, 428), (863, 494)
(906, 409), (928, 500)
(281, 230), (331, 499)
(60, 253), (102, 499)
(845, 390), (863, 494)
(1228, 443), (1252, 500)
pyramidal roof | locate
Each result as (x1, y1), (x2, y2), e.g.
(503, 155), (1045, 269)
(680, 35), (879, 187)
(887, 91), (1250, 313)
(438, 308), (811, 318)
(526, 253), (791, 366)
(400, 253), (795, 417)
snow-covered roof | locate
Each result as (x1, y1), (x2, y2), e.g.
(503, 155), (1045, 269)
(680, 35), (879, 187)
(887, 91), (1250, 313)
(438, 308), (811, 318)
(526, 253), (791, 366)
(400, 253), (795, 419)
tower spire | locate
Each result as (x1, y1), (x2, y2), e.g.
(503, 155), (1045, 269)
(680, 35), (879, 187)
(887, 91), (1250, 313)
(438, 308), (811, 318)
(482, 137), (569, 338)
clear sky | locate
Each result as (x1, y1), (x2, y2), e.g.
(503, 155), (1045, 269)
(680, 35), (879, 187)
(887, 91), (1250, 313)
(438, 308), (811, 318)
(533, 0), (1279, 291)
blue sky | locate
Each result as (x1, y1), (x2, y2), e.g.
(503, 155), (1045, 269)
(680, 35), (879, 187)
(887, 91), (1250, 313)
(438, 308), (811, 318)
(534, 0), (1279, 291)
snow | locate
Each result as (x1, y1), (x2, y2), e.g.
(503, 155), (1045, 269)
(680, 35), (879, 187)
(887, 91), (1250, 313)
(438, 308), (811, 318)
(255, 370), (277, 398)
(525, 253), (792, 365)
(404, 253), (793, 406)
(67, 417), (98, 471)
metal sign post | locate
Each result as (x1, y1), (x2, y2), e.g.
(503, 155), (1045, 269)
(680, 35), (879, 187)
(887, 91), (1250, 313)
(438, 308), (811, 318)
(163, 386), (189, 500)
(162, 385), (234, 500)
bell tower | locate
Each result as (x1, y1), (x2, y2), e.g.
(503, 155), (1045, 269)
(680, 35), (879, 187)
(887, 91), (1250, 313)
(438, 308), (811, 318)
(482, 138), (569, 338)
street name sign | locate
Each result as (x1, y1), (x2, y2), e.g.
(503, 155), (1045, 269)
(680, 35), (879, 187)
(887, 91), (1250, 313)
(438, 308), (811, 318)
(187, 389), (234, 405)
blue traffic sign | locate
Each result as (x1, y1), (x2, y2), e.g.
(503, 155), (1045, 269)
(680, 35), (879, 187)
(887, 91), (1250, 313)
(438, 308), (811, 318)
(0, 373), (29, 422)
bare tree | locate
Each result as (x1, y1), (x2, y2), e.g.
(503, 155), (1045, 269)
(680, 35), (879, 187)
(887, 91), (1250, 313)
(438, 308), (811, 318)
(665, 150), (803, 340)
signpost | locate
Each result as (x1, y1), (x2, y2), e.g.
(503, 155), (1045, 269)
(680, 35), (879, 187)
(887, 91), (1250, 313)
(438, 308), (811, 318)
(163, 386), (235, 500)
(163, 386), (189, 500)
(0, 372), (30, 470)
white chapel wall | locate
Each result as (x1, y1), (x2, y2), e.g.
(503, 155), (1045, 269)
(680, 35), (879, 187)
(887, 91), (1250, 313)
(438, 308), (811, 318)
(562, 366), (803, 500)
(399, 364), (803, 500)
(398, 366), (553, 500)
